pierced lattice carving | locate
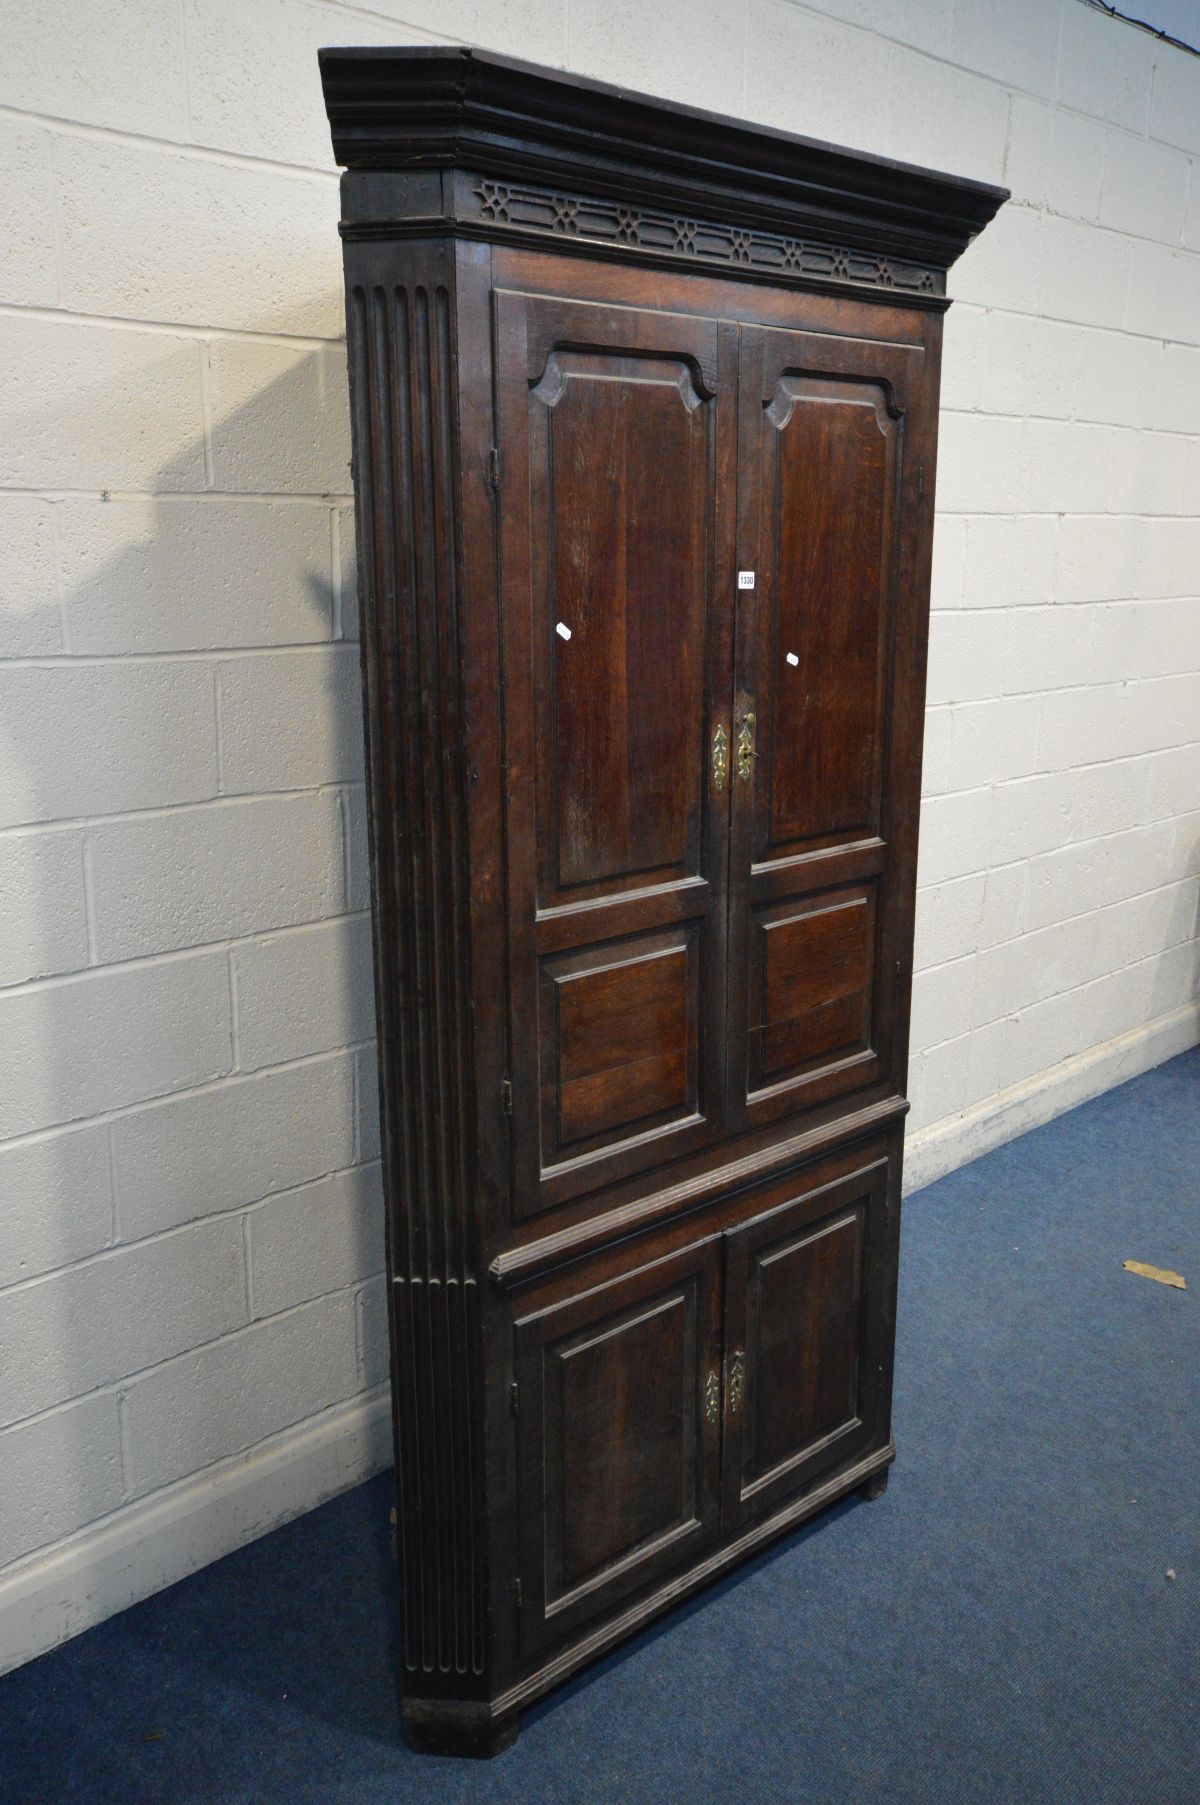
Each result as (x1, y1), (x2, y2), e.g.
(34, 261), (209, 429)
(468, 179), (942, 296)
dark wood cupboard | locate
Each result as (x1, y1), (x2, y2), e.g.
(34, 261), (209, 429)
(320, 46), (1004, 1756)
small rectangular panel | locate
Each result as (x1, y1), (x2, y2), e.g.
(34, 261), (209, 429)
(558, 947), (690, 1143)
(744, 1209), (863, 1487)
(758, 891), (872, 1081)
(743, 877), (876, 1097)
(764, 376), (895, 855)
(533, 348), (713, 904)
(540, 925), (702, 1177)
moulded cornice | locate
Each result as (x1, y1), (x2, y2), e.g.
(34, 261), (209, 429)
(320, 46), (1007, 303)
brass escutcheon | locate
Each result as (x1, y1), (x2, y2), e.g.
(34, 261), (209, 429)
(736, 713), (756, 783)
(728, 1350), (746, 1415)
(712, 722), (729, 791)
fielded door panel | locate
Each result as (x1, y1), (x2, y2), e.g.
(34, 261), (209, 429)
(720, 1160), (891, 1530)
(728, 326), (927, 1133)
(495, 290), (739, 1216)
(513, 1237), (723, 1653)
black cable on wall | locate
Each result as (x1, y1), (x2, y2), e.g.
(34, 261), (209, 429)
(1080, 0), (1200, 58)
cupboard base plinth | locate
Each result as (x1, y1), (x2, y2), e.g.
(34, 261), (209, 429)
(402, 1699), (519, 1760)
(858, 1466), (891, 1502)
(497, 1441), (896, 1725)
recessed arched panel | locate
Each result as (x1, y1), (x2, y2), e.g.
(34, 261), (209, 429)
(763, 375), (896, 855)
(531, 350), (715, 903)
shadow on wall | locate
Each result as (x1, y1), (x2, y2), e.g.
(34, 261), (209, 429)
(0, 325), (389, 1586)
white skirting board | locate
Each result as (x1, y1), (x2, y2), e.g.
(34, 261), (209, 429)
(0, 1390), (393, 1678)
(904, 1000), (1200, 1195)
(2, 1002), (1196, 1679)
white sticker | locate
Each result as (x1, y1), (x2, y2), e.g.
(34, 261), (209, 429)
(555, 621), (572, 641)
(786, 651), (799, 667)
(737, 571), (756, 590)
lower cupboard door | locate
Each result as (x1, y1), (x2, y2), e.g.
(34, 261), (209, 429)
(513, 1238), (723, 1653)
(721, 1159), (892, 1530)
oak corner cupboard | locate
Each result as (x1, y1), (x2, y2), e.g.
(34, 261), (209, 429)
(319, 45), (1005, 1758)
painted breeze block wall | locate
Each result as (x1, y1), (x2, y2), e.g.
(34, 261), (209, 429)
(1, 0), (1197, 1671)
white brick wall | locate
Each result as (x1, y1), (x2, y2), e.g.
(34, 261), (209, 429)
(1, 0), (1197, 1668)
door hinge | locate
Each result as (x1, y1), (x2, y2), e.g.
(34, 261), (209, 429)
(501, 1077), (513, 1116)
(489, 446), (501, 490)
(510, 1380), (519, 1416)
(918, 463), (926, 500)
(512, 1576), (523, 1609)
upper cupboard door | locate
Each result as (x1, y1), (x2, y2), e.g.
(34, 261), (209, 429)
(495, 292), (738, 1215)
(728, 325), (929, 1132)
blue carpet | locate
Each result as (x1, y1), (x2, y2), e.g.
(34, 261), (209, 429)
(2, 1049), (1197, 1804)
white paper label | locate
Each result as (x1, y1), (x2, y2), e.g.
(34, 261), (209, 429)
(786, 651), (799, 667)
(555, 621), (572, 641)
(737, 571), (756, 590)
